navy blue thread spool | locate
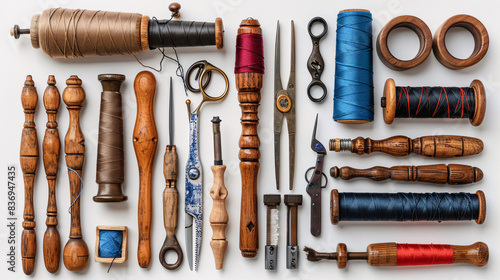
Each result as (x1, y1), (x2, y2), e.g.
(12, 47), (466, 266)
(333, 9), (374, 123)
(95, 226), (127, 264)
(382, 78), (486, 126)
(330, 189), (486, 224)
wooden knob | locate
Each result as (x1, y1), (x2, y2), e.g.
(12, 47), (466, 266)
(433, 15), (489, 69)
(63, 239), (89, 271)
(169, 3), (181, 18)
(452, 242), (488, 266)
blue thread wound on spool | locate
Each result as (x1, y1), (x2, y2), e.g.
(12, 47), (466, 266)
(333, 10), (374, 122)
(99, 230), (123, 258)
(339, 192), (479, 222)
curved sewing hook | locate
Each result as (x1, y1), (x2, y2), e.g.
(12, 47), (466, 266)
(304, 166), (328, 188)
(192, 61), (230, 114)
(159, 235), (183, 270)
(186, 60), (212, 93)
(307, 17), (328, 103)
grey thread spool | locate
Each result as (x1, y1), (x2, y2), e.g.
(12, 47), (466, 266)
(94, 74), (127, 202)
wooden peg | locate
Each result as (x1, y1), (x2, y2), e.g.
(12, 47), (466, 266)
(330, 164), (483, 184)
(20, 75), (39, 275)
(329, 135), (483, 158)
(62, 75), (89, 272)
(42, 75), (61, 273)
(169, 2), (181, 18)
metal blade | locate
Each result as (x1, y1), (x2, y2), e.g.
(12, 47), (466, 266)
(274, 21), (283, 97)
(185, 213), (193, 270)
(287, 20), (295, 88)
(194, 218), (202, 271)
(274, 132), (281, 190)
(169, 77), (174, 146)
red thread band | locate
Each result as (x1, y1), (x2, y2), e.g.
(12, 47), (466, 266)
(397, 243), (453, 266)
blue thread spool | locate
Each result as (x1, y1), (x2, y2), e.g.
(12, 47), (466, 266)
(95, 226), (128, 264)
(330, 190), (486, 224)
(333, 9), (374, 123)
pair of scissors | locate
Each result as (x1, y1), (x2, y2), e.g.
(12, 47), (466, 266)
(274, 20), (296, 190)
(305, 114), (327, 237)
(307, 17), (328, 102)
(185, 60), (229, 271)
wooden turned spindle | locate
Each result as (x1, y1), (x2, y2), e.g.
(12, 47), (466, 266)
(20, 75), (39, 275)
(304, 242), (489, 268)
(133, 71), (158, 268)
(42, 75), (61, 273)
(329, 135), (483, 158)
(62, 75), (89, 272)
(330, 164), (483, 184)
(236, 18), (263, 258)
(210, 117), (228, 270)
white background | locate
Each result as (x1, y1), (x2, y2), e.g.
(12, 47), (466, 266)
(0, 0), (498, 279)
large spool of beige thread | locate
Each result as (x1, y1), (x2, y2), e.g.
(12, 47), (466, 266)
(11, 6), (223, 58)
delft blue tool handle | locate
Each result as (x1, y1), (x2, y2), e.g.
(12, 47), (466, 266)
(185, 113), (203, 221)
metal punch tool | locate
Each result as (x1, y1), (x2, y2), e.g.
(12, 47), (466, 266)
(305, 114), (327, 237)
(307, 17), (328, 102)
(274, 20), (296, 190)
(185, 60), (229, 271)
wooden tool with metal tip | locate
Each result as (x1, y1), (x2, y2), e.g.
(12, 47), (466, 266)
(159, 77), (183, 270)
(284, 195), (302, 269)
(236, 18), (263, 259)
(330, 164), (483, 184)
(42, 76), (61, 273)
(62, 75), (89, 271)
(133, 71), (158, 268)
(304, 242), (489, 268)
(329, 135), (483, 157)
(209, 116), (228, 270)
(20, 75), (39, 275)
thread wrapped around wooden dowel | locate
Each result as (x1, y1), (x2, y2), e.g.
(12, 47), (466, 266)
(94, 74), (127, 202)
(382, 78), (486, 126)
(330, 189), (486, 225)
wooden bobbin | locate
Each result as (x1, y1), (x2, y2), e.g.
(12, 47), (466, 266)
(330, 189), (486, 225)
(381, 78), (486, 126)
(433, 15), (489, 69)
(376, 15), (432, 70)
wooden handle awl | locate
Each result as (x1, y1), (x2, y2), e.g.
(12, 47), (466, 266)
(20, 76), (39, 275)
(330, 135), (483, 157)
(331, 164), (483, 184)
(133, 71), (158, 268)
(210, 165), (228, 269)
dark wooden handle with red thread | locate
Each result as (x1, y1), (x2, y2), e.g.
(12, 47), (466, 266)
(236, 18), (263, 258)
(133, 71), (158, 268)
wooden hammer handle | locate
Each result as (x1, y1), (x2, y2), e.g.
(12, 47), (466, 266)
(331, 164), (483, 184)
(133, 71), (158, 268)
(20, 76), (39, 275)
(350, 135), (483, 157)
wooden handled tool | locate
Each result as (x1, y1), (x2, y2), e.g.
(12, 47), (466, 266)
(42, 76), (61, 273)
(159, 77), (183, 270)
(133, 71), (158, 268)
(285, 195), (302, 269)
(330, 164), (483, 184)
(304, 242), (489, 268)
(329, 135), (483, 157)
(62, 75), (89, 271)
(236, 18), (263, 259)
(20, 76), (39, 275)
(210, 117), (228, 270)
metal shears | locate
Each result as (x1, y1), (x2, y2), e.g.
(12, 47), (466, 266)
(274, 20), (296, 190)
(185, 60), (229, 271)
(305, 114), (327, 237)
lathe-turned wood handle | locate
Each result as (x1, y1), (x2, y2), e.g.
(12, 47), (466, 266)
(20, 76), (39, 275)
(367, 242), (488, 267)
(331, 164), (483, 184)
(62, 75), (89, 272)
(237, 18), (263, 259)
(350, 135), (483, 157)
(210, 165), (228, 270)
(42, 75), (61, 273)
(133, 71), (158, 269)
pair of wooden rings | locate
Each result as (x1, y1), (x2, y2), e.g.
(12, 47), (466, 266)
(377, 15), (489, 70)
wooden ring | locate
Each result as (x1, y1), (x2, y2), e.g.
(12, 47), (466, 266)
(215, 17), (224, 50)
(330, 189), (340, 225)
(470, 79), (486, 126)
(276, 94), (292, 113)
(476, 190), (486, 224)
(336, 243), (348, 269)
(433, 15), (489, 69)
(376, 15), (432, 70)
(381, 78), (396, 124)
